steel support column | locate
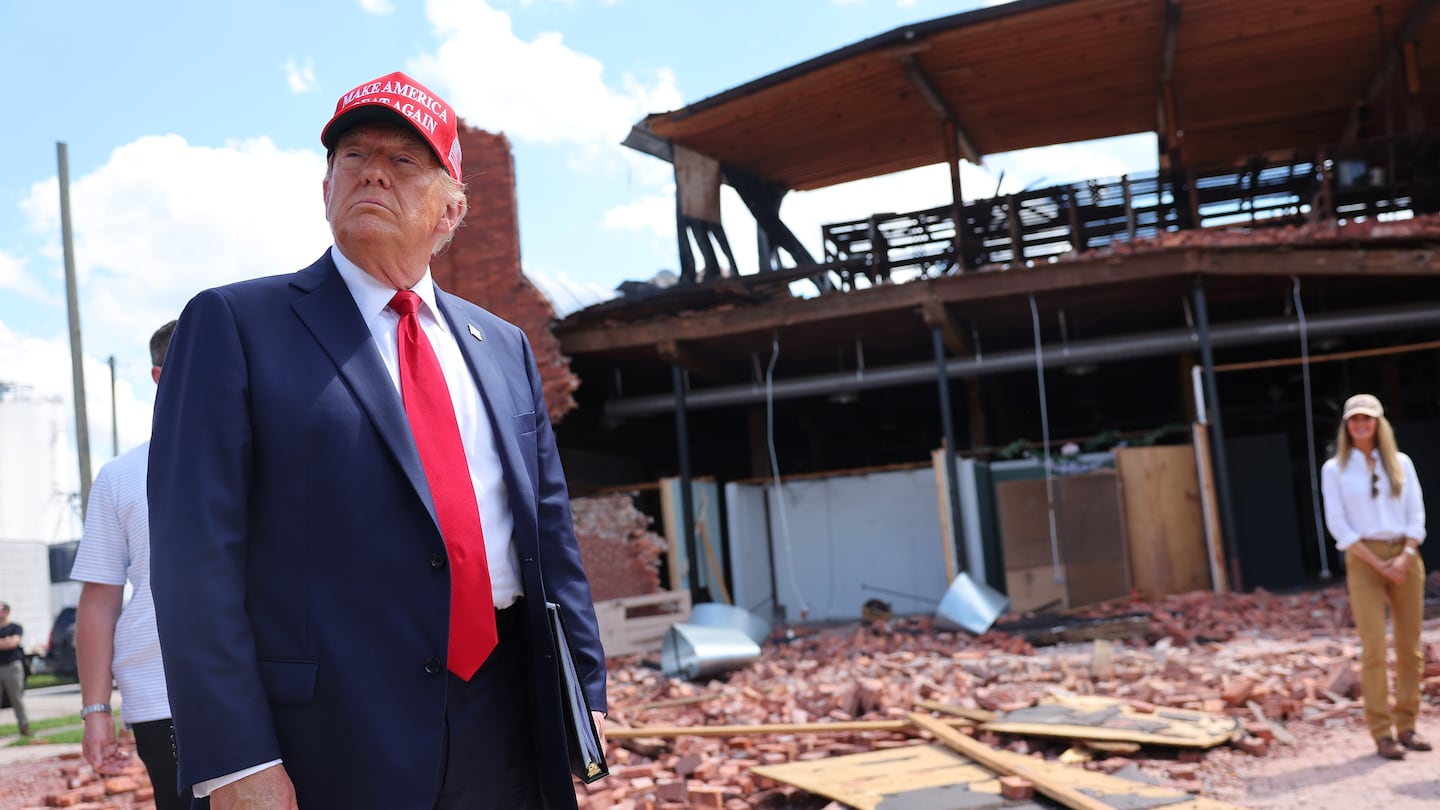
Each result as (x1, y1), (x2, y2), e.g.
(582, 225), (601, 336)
(933, 326), (968, 576)
(673, 363), (702, 596)
(1192, 276), (1244, 591)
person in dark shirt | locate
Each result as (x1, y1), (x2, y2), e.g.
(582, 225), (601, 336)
(0, 602), (30, 737)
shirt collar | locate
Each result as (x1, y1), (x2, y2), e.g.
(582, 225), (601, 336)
(330, 245), (449, 334)
(1348, 446), (1380, 463)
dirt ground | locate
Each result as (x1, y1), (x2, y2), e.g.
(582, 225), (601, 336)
(1203, 713), (1440, 809)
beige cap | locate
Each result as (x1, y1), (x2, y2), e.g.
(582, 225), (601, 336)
(1342, 393), (1384, 420)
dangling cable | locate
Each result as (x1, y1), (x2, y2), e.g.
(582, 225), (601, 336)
(1293, 276), (1332, 579)
(766, 332), (813, 618)
(1029, 294), (1063, 585)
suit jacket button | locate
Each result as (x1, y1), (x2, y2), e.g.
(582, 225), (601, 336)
(430, 553), (447, 569)
(425, 657), (442, 675)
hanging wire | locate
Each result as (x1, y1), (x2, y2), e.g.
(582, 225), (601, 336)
(1291, 277), (1332, 579)
(1028, 294), (1064, 585)
(765, 331), (814, 618)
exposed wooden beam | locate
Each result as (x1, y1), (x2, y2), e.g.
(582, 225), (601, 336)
(899, 53), (982, 165)
(922, 299), (968, 357)
(556, 246), (1440, 356)
(1341, 0), (1440, 143)
(657, 338), (732, 382)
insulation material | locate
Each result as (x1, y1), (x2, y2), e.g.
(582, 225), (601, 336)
(725, 466), (947, 624)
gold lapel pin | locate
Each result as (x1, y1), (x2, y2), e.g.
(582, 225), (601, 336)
(468, 324), (484, 342)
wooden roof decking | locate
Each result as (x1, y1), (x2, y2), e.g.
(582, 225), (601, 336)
(637, 0), (1433, 190)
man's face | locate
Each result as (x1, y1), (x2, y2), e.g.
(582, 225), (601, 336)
(323, 122), (459, 267)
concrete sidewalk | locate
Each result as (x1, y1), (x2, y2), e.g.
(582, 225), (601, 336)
(0, 682), (120, 766)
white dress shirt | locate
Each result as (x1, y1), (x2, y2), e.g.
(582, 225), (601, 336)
(1321, 447), (1426, 551)
(196, 247), (522, 797)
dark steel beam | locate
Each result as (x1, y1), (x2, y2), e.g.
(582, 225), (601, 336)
(672, 363), (702, 597)
(1190, 276), (1244, 591)
(604, 299), (1440, 418)
(933, 326), (969, 577)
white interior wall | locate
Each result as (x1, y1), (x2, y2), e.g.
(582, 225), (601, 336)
(725, 467), (947, 624)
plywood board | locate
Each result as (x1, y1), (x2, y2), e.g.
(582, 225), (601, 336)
(1005, 563), (1068, 614)
(754, 742), (1247, 810)
(995, 479), (1058, 570)
(1191, 425), (1230, 593)
(980, 695), (1240, 748)
(1115, 445), (1212, 600)
(1056, 473), (1127, 565)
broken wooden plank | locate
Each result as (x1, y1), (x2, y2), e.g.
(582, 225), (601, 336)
(908, 713), (1113, 810)
(751, 745), (994, 810)
(1247, 699), (1297, 745)
(913, 700), (994, 724)
(979, 694), (1239, 748)
(607, 716), (970, 739)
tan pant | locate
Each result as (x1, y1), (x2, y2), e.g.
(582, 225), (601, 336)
(1346, 539), (1426, 741)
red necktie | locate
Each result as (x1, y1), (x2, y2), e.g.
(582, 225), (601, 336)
(389, 290), (497, 679)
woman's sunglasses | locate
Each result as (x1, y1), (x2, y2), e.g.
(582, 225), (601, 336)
(1372, 472), (1380, 499)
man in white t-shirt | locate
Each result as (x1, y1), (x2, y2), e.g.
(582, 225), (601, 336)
(73, 321), (202, 810)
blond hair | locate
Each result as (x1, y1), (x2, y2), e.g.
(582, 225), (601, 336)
(1334, 413), (1405, 497)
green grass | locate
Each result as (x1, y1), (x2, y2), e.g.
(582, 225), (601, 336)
(25, 672), (78, 689)
(4, 716), (121, 747)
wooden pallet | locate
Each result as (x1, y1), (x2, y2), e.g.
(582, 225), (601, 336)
(594, 590), (692, 658)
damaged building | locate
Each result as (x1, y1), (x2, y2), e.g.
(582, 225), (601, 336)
(539, 0), (1440, 625)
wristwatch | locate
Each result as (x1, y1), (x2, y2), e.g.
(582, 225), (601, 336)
(79, 703), (112, 720)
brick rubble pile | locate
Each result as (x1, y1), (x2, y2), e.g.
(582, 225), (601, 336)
(576, 583), (1440, 809)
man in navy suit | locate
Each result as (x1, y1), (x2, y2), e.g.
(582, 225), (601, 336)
(149, 71), (606, 810)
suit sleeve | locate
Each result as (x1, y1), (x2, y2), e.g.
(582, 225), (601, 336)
(520, 333), (608, 712)
(149, 289), (282, 787)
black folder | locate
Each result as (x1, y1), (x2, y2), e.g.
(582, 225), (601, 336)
(546, 601), (609, 783)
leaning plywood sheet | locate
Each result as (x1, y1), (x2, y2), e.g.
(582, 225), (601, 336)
(753, 743), (1243, 810)
(980, 695), (1239, 749)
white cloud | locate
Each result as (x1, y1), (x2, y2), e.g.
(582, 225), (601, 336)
(284, 57), (317, 93)
(359, 0), (395, 13)
(602, 192), (672, 240)
(0, 250), (54, 304)
(19, 134), (331, 415)
(411, 0), (683, 148)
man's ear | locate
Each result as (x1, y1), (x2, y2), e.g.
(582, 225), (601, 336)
(151, 366), (162, 385)
(438, 197), (464, 235)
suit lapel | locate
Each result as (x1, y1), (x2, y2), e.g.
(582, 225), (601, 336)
(290, 254), (439, 527)
(436, 291), (538, 522)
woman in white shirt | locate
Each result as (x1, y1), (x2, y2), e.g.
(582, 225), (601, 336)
(1320, 393), (1428, 760)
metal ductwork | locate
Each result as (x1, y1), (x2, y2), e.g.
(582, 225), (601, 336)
(605, 300), (1440, 419)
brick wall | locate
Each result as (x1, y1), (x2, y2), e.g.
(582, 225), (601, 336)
(430, 124), (580, 423)
(571, 493), (666, 601)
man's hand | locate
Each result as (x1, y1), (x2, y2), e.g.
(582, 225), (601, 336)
(81, 713), (129, 774)
(210, 765), (299, 810)
(592, 710), (607, 754)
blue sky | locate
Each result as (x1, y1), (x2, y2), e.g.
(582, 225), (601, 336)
(0, 0), (1154, 468)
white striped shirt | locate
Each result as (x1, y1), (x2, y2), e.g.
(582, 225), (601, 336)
(70, 441), (171, 724)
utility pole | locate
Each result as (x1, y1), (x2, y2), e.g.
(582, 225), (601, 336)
(108, 355), (119, 457)
(58, 142), (92, 518)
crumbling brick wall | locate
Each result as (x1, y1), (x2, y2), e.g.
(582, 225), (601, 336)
(571, 492), (666, 601)
(430, 125), (580, 423)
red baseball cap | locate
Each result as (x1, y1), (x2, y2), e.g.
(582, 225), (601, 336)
(321, 71), (462, 179)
